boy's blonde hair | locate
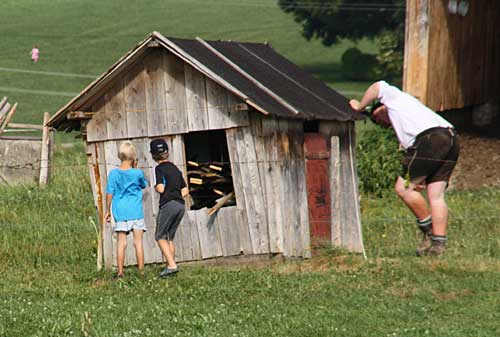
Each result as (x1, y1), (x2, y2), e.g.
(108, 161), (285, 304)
(118, 141), (137, 162)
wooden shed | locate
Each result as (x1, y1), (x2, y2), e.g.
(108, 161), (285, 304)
(48, 32), (364, 269)
(404, 0), (500, 132)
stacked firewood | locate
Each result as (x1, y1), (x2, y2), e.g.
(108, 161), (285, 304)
(187, 161), (235, 213)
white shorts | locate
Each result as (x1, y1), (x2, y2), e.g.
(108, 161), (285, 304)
(114, 219), (146, 233)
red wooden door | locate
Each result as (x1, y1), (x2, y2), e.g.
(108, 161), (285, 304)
(304, 133), (331, 243)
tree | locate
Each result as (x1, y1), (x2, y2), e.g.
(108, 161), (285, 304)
(278, 0), (405, 46)
(279, 0), (405, 80)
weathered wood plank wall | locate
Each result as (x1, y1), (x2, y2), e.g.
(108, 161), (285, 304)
(227, 114), (311, 258)
(320, 121), (364, 253)
(404, 0), (500, 111)
(86, 48), (249, 142)
(86, 114), (313, 266)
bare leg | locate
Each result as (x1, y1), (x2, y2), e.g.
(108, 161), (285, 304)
(426, 181), (448, 236)
(132, 230), (145, 272)
(116, 232), (128, 276)
(394, 177), (431, 220)
(168, 241), (176, 261)
(157, 239), (177, 269)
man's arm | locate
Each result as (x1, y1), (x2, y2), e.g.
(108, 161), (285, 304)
(349, 82), (380, 111)
(181, 187), (189, 198)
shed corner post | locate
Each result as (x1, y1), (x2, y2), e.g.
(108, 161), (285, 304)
(39, 112), (51, 188)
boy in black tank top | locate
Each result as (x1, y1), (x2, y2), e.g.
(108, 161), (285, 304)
(150, 139), (189, 277)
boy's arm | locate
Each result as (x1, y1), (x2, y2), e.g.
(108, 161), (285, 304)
(154, 165), (165, 194)
(105, 193), (112, 222)
(155, 184), (165, 194)
(139, 171), (148, 189)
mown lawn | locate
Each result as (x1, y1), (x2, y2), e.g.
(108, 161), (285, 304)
(1, 145), (500, 337)
(0, 0), (374, 127)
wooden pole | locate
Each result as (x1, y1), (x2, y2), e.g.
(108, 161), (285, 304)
(0, 103), (18, 136)
(39, 112), (50, 187)
(48, 127), (55, 182)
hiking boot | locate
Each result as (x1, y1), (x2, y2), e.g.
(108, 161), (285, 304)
(415, 232), (432, 257)
(415, 216), (432, 257)
(159, 267), (179, 278)
(427, 241), (446, 257)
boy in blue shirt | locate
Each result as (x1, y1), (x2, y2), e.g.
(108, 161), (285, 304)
(105, 141), (148, 278)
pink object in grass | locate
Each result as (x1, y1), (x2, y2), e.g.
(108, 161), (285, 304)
(31, 46), (39, 63)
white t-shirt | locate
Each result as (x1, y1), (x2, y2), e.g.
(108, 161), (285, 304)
(377, 81), (453, 149)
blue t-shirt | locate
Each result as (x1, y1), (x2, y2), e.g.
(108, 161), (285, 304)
(106, 168), (148, 222)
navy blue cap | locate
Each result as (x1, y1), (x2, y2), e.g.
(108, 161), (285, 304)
(150, 139), (168, 156)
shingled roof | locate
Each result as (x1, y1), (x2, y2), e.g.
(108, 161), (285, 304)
(48, 31), (361, 130)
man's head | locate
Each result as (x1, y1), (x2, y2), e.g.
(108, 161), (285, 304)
(150, 139), (169, 162)
(118, 141), (137, 163)
(368, 101), (391, 128)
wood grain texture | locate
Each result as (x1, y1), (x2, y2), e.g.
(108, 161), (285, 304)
(404, 0), (500, 110)
(163, 52), (189, 134)
(225, 128), (253, 255)
(87, 97), (108, 142)
(125, 63), (148, 138)
(215, 206), (242, 257)
(184, 63), (209, 132)
(144, 50), (168, 136)
(105, 82), (127, 140)
(234, 125), (270, 254)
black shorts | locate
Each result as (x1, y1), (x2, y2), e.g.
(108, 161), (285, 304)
(155, 200), (185, 241)
(402, 127), (459, 185)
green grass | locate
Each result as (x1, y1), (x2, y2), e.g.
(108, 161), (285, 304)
(0, 0), (374, 127)
(1, 146), (500, 336)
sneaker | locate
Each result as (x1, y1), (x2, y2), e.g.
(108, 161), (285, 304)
(415, 232), (432, 257)
(159, 267), (179, 278)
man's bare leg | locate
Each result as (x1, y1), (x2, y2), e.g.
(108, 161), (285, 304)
(394, 176), (431, 220)
(426, 181), (448, 236)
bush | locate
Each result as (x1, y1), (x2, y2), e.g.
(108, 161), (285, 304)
(357, 126), (402, 196)
(340, 47), (378, 81)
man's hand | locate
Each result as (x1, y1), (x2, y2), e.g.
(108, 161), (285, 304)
(105, 211), (111, 222)
(349, 99), (361, 111)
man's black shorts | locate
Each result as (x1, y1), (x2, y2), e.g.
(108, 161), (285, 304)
(402, 127), (460, 185)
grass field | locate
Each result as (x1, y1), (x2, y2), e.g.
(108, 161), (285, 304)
(2, 1), (500, 336)
(1, 140), (500, 337)
(0, 0), (374, 127)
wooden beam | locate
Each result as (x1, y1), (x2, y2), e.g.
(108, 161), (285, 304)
(0, 97), (7, 118)
(235, 102), (249, 111)
(67, 111), (94, 120)
(39, 112), (51, 188)
(208, 192), (235, 216)
(0, 103), (18, 136)
(7, 123), (43, 130)
(0, 135), (42, 141)
(147, 40), (160, 48)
